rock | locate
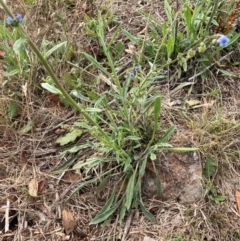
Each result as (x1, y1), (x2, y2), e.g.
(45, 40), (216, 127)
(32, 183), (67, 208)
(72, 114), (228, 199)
(143, 145), (202, 203)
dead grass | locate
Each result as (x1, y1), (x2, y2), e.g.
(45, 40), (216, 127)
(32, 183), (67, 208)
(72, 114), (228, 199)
(1, 0), (240, 241)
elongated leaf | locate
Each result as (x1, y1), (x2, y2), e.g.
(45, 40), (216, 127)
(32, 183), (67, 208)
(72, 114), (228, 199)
(82, 52), (109, 75)
(204, 156), (216, 178)
(164, 0), (173, 24)
(94, 189), (116, 217)
(163, 147), (198, 152)
(139, 202), (156, 222)
(60, 143), (92, 157)
(169, 82), (194, 95)
(8, 101), (17, 120)
(41, 83), (62, 95)
(67, 178), (97, 201)
(184, 5), (192, 38)
(50, 155), (79, 174)
(90, 201), (121, 225)
(158, 126), (176, 143)
(46, 41), (67, 58)
(122, 29), (140, 44)
(70, 90), (92, 102)
(56, 129), (82, 146)
(125, 170), (137, 210)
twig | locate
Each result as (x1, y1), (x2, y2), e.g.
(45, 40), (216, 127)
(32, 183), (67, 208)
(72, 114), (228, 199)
(188, 51), (233, 81)
(121, 211), (134, 241)
(4, 199), (10, 233)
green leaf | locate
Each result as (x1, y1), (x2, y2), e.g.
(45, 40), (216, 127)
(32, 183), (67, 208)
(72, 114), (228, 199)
(158, 126), (176, 143)
(8, 101), (17, 120)
(115, 41), (125, 58)
(5, 69), (19, 77)
(166, 37), (174, 58)
(184, 5), (192, 38)
(70, 90), (92, 102)
(50, 155), (79, 174)
(125, 170), (137, 210)
(56, 129), (83, 146)
(170, 82), (194, 95)
(41, 83), (62, 95)
(13, 38), (27, 55)
(20, 121), (33, 134)
(90, 201), (120, 225)
(139, 202), (156, 222)
(165, 147), (198, 151)
(93, 189), (116, 217)
(204, 156), (216, 178)
(213, 195), (225, 203)
(45, 41), (67, 58)
(82, 52), (109, 75)
(60, 143), (92, 157)
(67, 178), (97, 201)
(122, 29), (140, 44)
(164, 0), (173, 24)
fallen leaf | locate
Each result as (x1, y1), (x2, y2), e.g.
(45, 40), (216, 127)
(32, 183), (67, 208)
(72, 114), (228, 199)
(38, 179), (47, 193)
(236, 190), (240, 213)
(62, 208), (75, 234)
(62, 173), (80, 183)
(28, 178), (38, 197)
(125, 44), (136, 55)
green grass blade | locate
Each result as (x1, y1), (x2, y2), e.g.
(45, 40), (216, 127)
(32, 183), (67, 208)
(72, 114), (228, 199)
(82, 52), (109, 76)
(50, 155), (79, 174)
(158, 126), (176, 143)
(125, 170), (137, 210)
(139, 202), (156, 222)
(46, 41), (67, 58)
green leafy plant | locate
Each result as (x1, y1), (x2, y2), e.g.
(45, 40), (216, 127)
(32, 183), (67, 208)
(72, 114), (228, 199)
(4, 0), (238, 226)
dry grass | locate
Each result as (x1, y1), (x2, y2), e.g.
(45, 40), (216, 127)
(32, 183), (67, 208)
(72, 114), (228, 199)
(1, 0), (240, 240)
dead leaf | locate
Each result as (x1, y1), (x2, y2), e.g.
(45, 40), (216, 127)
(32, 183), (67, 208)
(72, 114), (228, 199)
(125, 44), (136, 55)
(62, 173), (80, 183)
(62, 209), (75, 234)
(38, 179), (47, 193)
(28, 178), (38, 197)
(236, 190), (240, 213)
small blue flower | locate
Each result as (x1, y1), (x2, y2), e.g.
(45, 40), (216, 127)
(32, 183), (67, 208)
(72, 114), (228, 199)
(6, 17), (13, 24)
(129, 72), (135, 78)
(16, 14), (23, 22)
(218, 35), (230, 47)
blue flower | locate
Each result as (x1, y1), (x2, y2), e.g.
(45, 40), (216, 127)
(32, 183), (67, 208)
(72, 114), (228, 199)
(129, 72), (135, 78)
(218, 35), (230, 47)
(6, 16), (13, 24)
(16, 14), (23, 22)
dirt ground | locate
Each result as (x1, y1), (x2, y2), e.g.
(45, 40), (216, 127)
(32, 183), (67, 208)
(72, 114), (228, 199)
(1, 0), (240, 240)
